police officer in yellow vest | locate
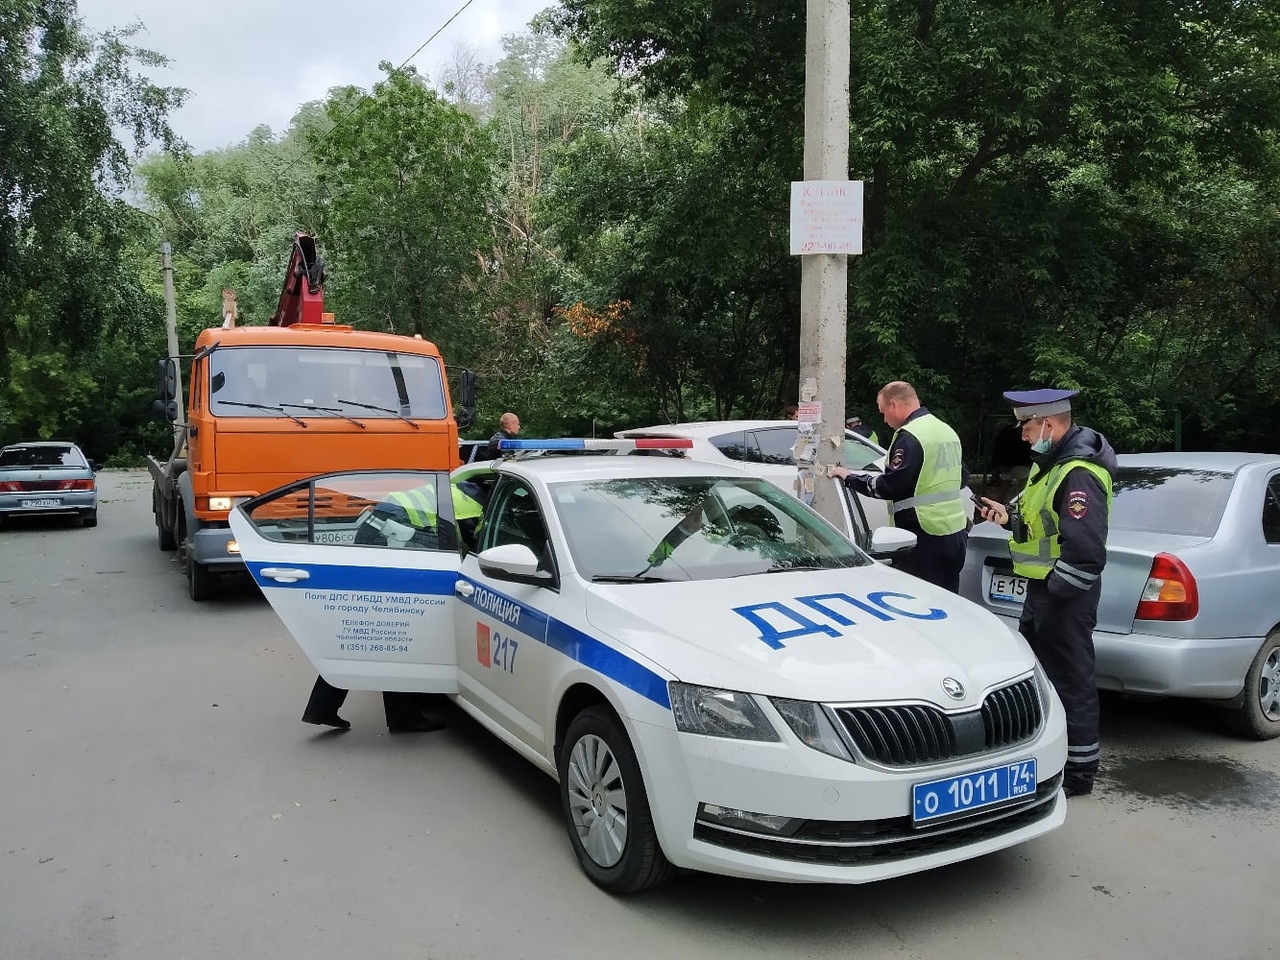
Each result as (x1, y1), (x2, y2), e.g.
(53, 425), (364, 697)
(302, 476), (487, 732)
(358, 478), (485, 551)
(831, 381), (970, 592)
(975, 388), (1117, 798)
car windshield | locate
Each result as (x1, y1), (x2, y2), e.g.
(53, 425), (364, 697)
(208, 346), (447, 420)
(1111, 466), (1235, 537)
(551, 475), (870, 582)
(0, 445), (85, 468)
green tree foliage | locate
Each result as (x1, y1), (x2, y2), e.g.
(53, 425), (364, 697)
(136, 113), (330, 344)
(462, 29), (633, 436)
(552, 0), (1280, 453)
(0, 0), (185, 457)
(542, 102), (800, 421)
(311, 65), (495, 359)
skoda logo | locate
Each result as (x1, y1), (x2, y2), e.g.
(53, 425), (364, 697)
(941, 677), (966, 700)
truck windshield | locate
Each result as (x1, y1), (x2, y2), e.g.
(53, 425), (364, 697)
(208, 347), (447, 420)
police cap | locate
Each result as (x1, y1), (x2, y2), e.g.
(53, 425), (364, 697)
(1002, 388), (1078, 422)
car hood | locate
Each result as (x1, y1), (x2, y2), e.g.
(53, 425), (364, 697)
(583, 565), (1036, 709)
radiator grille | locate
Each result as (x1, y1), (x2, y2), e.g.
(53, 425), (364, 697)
(835, 677), (1042, 767)
(981, 677), (1042, 749)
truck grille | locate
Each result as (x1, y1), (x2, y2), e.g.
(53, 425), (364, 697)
(835, 677), (1042, 767)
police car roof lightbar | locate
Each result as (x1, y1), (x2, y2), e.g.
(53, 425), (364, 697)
(498, 438), (694, 452)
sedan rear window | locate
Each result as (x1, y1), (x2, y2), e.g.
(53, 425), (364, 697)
(1110, 467), (1235, 537)
(0, 445), (85, 468)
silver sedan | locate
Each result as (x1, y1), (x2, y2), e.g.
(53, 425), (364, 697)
(0, 441), (100, 527)
(961, 452), (1280, 738)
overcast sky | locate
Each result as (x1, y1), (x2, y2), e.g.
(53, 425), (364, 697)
(77, 0), (553, 152)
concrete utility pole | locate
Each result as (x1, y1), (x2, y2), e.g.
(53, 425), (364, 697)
(161, 242), (186, 457)
(797, 0), (851, 526)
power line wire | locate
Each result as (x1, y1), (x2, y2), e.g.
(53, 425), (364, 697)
(244, 0), (482, 204)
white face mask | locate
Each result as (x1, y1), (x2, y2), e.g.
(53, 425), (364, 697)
(1030, 421), (1054, 454)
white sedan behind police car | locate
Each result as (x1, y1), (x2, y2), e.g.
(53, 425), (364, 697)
(230, 439), (1067, 894)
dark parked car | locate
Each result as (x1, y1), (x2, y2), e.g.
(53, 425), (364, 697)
(0, 441), (100, 527)
(960, 452), (1280, 739)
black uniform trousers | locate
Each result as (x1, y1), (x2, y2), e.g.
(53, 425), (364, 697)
(304, 675), (427, 729)
(893, 528), (968, 594)
(1019, 577), (1101, 790)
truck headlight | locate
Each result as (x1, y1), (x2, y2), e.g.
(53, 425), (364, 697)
(208, 496), (248, 512)
(669, 683), (779, 742)
(770, 698), (853, 761)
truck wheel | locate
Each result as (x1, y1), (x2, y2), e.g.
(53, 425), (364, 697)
(1227, 630), (1280, 740)
(557, 706), (673, 894)
(187, 551), (216, 601)
(157, 510), (175, 550)
(154, 492), (176, 550)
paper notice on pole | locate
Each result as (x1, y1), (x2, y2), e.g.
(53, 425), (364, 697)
(797, 401), (822, 423)
(790, 181), (864, 255)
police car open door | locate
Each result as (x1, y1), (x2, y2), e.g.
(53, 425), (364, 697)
(230, 470), (461, 693)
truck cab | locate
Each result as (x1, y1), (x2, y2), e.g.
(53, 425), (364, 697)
(149, 234), (472, 599)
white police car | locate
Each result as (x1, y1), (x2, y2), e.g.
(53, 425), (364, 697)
(230, 439), (1067, 894)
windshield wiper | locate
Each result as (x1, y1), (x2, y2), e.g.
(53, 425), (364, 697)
(590, 574), (677, 584)
(336, 398), (420, 429)
(280, 403), (366, 428)
(760, 558), (861, 574)
(218, 400), (308, 427)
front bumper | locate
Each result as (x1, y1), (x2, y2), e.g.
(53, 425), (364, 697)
(189, 523), (246, 570)
(629, 695), (1068, 884)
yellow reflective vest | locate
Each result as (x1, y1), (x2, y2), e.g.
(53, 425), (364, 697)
(889, 414), (968, 536)
(1010, 460), (1113, 579)
(387, 484), (438, 528)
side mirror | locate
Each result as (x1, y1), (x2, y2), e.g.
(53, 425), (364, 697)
(477, 543), (553, 584)
(151, 398), (179, 423)
(156, 357), (178, 402)
(90, 461), (102, 473)
(455, 368), (476, 429)
(869, 526), (917, 562)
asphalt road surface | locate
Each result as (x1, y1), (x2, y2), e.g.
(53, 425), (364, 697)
(2, 470), (1277, 960)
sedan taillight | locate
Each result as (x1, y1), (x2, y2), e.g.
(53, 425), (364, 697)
(58, 478), (95, 491)
(0, 481), (19, 492)
(1135, 553), (1199, 621)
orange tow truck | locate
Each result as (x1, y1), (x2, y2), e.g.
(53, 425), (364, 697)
(148, 233), (474, 599)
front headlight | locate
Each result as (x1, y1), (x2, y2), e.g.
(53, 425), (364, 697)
(668, 683), (779, 742)
(208, 496), (249, 512)
(771, 698), (853, 761)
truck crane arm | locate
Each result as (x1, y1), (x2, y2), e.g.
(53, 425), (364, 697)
(268, 232), (327, 326)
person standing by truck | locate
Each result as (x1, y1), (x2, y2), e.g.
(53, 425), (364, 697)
(482, 412), (521, 460)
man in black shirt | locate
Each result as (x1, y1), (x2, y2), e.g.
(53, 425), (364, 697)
(480, 412), (521, 461)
